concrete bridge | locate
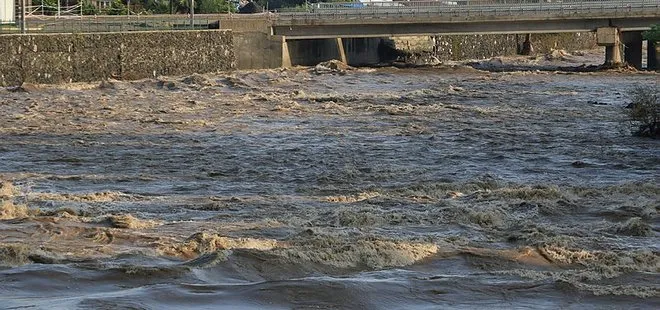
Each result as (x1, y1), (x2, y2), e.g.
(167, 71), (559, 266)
(270, 0), (660, 68)
(273, 0), (659, 38)
(3, 1), (660, 71)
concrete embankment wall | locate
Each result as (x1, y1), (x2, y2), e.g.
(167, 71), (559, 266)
(393, 33), (598, 60)
(0, 29), (608, 86)
(0, 30), (234, 86)
(234, 32), (287, 69)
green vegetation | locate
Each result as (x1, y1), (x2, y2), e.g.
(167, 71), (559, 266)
(81, 1), (100, 15)
(58, 0), (238, 15)
(139, 0), (236, 14)
(143, 0), (171, 14)
(107, 0), (129, 15)
(197, 0), (235, 13)
(642, 24), (660, 43)
(260, 0), (351, 10)
(27, 0), (355, 15)
(266, 0), (305, 9)
(626, 86), (659, 138)
(30, 0), (60, 15)
(30, 0), (352, 15)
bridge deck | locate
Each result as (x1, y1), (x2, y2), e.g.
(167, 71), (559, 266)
(272, 0), (660, 38)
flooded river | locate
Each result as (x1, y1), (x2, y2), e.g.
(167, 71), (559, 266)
(0, 63), (658, 309)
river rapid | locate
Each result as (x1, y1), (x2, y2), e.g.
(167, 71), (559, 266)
(0, 63), (658, 309)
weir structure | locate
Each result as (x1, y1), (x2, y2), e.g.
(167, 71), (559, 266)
(271, 0), (660, 69)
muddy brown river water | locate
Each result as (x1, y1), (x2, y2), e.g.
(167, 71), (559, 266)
(0, 63), (658, 309)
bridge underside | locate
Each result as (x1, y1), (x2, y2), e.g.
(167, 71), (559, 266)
(273, 17), (658, 39)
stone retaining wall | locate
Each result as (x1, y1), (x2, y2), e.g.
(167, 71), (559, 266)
(0, 30), (234, 86)
(393, 33), (598, 60)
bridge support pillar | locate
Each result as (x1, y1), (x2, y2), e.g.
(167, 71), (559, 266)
(647, 41), (659, 71)
(281, 36), (292, 68)
(336, 38), (348, 64)
(604, 45), (623, 68)
(622, 31), (643, 70)
(597, 27), (622, 67)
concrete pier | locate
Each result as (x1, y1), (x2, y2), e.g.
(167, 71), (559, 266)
(593, 28), (652, 69)
(597, 27), (622, 67)
(281, 36), (292, 68)
(336, 38), (348, 64)
(604, 45), (623, 67)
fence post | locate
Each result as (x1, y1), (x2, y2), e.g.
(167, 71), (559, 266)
(21, 0), (26, 34)
(190, 0), (195, 29)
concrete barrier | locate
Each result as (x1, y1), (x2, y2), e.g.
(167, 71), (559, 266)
(0, 30), (234, 86)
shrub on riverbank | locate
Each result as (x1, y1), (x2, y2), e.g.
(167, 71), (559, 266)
(626, 86), (659, 138)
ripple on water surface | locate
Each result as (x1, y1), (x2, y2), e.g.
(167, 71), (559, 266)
(0, 68), (658, 308)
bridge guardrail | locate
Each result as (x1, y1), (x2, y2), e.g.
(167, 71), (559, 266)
(1, 0), (658, 34)
(25, 4), (83, 17)
(0, 15), (226, 34)
(276, 0), (660, 18)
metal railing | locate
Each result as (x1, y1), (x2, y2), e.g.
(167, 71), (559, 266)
(0, 13), (277, 34)
(26, 4), (82, 17)
(1, 1), (658, 34)
(276, 0), (660, 17)
(0, 16), (224, 34)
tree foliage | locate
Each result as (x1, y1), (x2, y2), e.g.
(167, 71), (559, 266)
(265, 0), (304, 9)
(643, 24), (660, 42)
(265, 0), (349, 10)
(31, 0), (61, 15)
(143, 0), (171, 14)
(81, 1), (100, 15)
(142, 0), (236, 14)
(198, 0), (235, 13)
(107, 0), (129, 15)
(239, 1), (264, 13)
